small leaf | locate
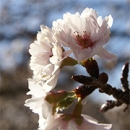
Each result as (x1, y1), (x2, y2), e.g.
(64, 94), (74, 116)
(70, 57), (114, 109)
(60, 57), (78, 69)
(57, 97), (73, 109)
(72, 101), (82, 117)
(74, 116), (83, 126)
(61, 114), (72, 121)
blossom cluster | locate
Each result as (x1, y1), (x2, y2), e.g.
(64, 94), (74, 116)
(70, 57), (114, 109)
(25, 7), (117, 130)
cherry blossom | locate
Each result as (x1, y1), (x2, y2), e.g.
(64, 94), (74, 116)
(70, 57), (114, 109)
(43, 114), (112, 130)
(53, 8), (117, 62)
(29, 25), (71, 91)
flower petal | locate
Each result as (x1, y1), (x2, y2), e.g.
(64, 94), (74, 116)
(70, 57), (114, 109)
(97, 48), (117, 60)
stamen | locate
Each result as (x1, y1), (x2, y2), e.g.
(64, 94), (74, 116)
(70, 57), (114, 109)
(75, 31), (93, 49)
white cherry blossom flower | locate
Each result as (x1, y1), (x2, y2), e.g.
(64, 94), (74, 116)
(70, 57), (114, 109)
(53, 8), (117, 62)
(29, 25), (71, 91)
(25, 79), (54, 129)
(43, 114), (112, 130)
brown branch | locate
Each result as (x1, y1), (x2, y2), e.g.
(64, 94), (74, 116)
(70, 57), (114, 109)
(72, 62), (129, 111)
(91, 79), (130, 105)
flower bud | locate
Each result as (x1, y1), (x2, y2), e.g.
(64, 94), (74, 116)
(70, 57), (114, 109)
(73, 85), (96, 99)
(72, 75), (93, 84)
(84, 59), (99, 78)
(99, 72), (108, 83)
(100, 103), (108, 112)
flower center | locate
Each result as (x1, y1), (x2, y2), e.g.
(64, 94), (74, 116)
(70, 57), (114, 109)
(75, 31), (93, 49)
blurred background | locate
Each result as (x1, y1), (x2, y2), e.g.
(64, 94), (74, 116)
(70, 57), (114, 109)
(0, 0), (130, 130)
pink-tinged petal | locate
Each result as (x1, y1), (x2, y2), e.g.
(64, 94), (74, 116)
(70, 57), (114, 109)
(53, 7), (115, 62)
(68, 120), (79, 130)
(80, 114), (112, 130)
(97, 48), (117, 60)
(79, 119), (112, 130)
(81, 114), (98, 123)
(42, 114), (112, 130)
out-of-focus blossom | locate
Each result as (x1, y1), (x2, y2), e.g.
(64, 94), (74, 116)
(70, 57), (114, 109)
(29, 25), (71, 91)
(53, 8), (117, 62)
(43, 114), (112, 130)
